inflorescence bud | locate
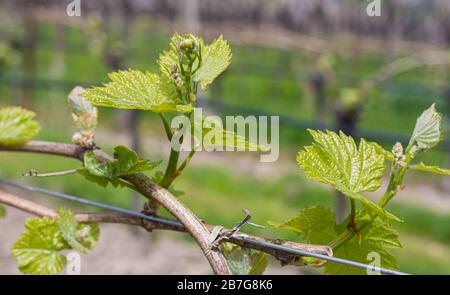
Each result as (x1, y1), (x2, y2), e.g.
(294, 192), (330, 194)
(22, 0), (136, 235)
(177, 34), (198, 55)
(392, 142), (406, 167)
(76, 226), (91, 241)
(68, 86), (98, 149)
(176, 34), (199, 64)
(169, 63), (184, 88)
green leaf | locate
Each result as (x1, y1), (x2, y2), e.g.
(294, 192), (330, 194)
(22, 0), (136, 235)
(269, 206), (336, 245)
(192, 35), (232, 90)
(408, 103), (443, 154)
(297, 130), (397, 221)
(222, 243), (268, 275)
(0, 204), (6, 218)
(78, 169), (119, 188)
(158, 33), (183, 79)
(79, 152), (122, 188)
(82, 147), (160, 182)
(298, 130), (386, 193)
(370, 141), (394, 162)
(11, 217), (69, 275)
(341, 189), (400, 222)
(409, 162), (450, 176)
(271, 207), (401, 274)
(325, 218), (401, 275)
(83, 151), (111, 178)
(158, 34), (231, 90)
(0, 107), (41, 145)
(57, 208), (100, 253)
(269, 206), (336, 266)
(219, 129), (269, 152)
(198, 116), (270, 152)
(248, 252), (268, 275)
(82, 70), (192, 113)
(112, 145), (161, 176)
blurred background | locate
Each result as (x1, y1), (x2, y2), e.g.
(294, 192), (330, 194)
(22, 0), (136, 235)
(1, 0), (450, 274)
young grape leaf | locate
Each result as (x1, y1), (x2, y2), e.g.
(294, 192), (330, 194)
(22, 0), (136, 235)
(0, 204), (6, 218)
(297, 130), (398, 221)
(409, 162), (450, 176)
(112, 145), (161, 176)
(269, 206), (337, 245)
(325, 217), (401, 275)
(79, 157), (129, 189)
(247, 252), (268, 275)
(0, 107), (41, 145)
(56, 208), (100, 254)
(370, 141), (394, 162)
(11, 217), (70, 275)
(340, 189), (400, 222)
(158, 33), (184, 79)
(197, 116), (270, 152)
(80, 147), (160, 188)
(78, 169), (122, 188)
(82, 146), (160, 182)
(270, 207), (401, 274)
(221, 243), (268, 275)
(82, 70), (192, 113)
(83, 151), (111, 178)
(407, 103), (443, 154)
(192, 35), (232, 90)
(269, 206), (338, 266)
(299, 130), (386, 193)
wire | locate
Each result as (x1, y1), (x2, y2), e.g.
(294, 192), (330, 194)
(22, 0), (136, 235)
(0, 179), (408, 275)
(0, 179), (183, 229)
(239, 238), (407, 276)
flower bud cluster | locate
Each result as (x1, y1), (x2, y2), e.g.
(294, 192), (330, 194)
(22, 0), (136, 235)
(392, 142), (406, 167)
(169, 63), (184, 88)
(72, 130), (95, 149)
(68, 86), (97, 149)
(177, 34), (199, 57)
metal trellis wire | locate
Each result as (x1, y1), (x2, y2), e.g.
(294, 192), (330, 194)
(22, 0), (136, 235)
(0, 179), (408, 275)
